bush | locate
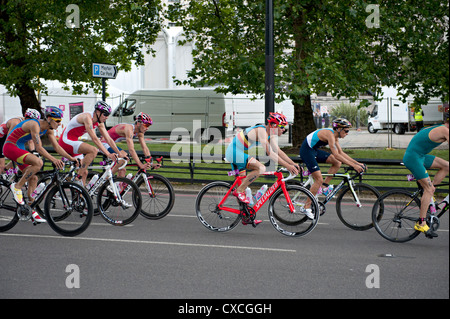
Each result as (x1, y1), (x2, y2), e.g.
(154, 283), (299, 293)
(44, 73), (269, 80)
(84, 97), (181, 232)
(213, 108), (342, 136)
(329, 103), (369, 127)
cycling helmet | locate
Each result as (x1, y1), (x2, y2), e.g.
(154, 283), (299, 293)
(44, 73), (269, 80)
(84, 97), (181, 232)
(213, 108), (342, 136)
(94, 101), (112, 115)
(136, 112), (153, 125)
(267, 112), (288, 126)
(332, 118), (352, 129)
(24, 108), (41, 120)
(44, 106), (64, 118)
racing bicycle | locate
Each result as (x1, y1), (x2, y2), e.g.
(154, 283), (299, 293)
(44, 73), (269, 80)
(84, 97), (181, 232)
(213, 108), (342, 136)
(125, 156), (175, 220)
(0, 162), (93, 237)
(296, 165), (381, 231)
(372, 177), (448, 243)
(195, 168), (319, 237)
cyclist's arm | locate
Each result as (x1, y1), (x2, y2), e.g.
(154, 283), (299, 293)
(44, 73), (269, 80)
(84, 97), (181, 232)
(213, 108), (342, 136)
(260, 130), (298, 175)
(46, 130), (78, 162)
(137, 132), (151, 157)
(29, 123), (61, 166)
(82, 115), (111, 156)
(328, 137), (364, 171)
(124, 126), (146, 168)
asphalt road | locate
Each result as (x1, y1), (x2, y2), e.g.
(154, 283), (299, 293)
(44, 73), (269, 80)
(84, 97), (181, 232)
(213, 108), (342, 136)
(1, 190), (448, 301)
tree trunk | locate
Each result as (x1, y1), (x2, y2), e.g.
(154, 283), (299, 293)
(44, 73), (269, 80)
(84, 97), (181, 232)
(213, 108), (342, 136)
(292, 96), (316, 148)
(15, 83), (41, 114)
(290, 5), (316, 149)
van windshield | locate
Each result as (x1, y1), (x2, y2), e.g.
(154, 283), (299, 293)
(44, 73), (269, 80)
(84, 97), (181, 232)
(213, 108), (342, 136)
(113, 99), (136, 117)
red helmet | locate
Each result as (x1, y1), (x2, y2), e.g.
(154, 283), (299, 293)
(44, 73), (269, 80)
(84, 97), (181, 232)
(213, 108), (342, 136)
(267, 112), (288, 126)
(136, 112), (153, 125)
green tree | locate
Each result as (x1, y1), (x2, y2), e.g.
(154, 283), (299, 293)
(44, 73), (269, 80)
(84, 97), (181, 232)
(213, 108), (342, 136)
(168, 0), (448, 147)
(0, 0), (162, 113)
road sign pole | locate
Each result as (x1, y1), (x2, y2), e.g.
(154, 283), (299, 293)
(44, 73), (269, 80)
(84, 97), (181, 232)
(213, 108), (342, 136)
(102, 78), (106, 101)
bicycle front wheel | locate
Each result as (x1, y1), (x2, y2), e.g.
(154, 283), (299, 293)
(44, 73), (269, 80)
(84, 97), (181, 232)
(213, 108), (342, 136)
(0, 179), (19, 232)
(195, 181), (242, 232)
(268, 185), (319, 237)
(336, 183), (380, 231)
(44, 182), (93, 237)
(97, 177), (142, 226)
(372, 189), (421, 242)
(137, 173), (175, 220)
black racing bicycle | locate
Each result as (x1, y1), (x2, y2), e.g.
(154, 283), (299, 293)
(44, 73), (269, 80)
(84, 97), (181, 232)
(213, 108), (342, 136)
(0, 163), (94, 237)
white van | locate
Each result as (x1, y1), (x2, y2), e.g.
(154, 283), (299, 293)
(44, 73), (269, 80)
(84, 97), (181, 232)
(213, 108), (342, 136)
(107, 89), (231, 141)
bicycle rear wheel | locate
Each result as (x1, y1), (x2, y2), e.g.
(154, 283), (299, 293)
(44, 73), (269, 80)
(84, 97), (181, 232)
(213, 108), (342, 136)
(336, 183), (380, 231)
(195, 181), (241, 232)
(372, 189), (421, 242)
(44, 182), (93, 237)
(0, 179), (18, 232)
(268, 185), (319, 237)
(96, 177), (142, 225)
(137, 173), (175, 220)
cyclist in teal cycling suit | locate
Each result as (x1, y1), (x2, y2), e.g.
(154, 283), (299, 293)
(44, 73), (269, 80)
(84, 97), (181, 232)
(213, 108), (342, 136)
(225, 113), (299, 210)
(403, 111), (449, 237)
(299, 118), (365, 215)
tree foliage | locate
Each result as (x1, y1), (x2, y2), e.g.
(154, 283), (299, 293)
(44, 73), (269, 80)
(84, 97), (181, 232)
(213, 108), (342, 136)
(0, 0), (162, 112)
(168, 0), (449, 146)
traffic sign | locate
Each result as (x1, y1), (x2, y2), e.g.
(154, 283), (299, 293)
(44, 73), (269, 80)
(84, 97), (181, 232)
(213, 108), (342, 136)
(92, 62), (118, 79)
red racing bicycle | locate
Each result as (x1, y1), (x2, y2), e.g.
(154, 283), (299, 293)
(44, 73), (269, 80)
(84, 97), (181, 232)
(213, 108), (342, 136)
(195, 168), (319, 237)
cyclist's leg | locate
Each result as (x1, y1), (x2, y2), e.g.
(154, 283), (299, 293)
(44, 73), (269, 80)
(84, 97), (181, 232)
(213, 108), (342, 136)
(235, 158), (265, 193)
(76, 142), (98, 185)
(429, 155), (449, 186)
(323, 152), (341, 185)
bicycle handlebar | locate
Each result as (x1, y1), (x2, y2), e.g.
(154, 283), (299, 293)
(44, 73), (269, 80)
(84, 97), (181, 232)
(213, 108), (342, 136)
(279, 168), (298, 182)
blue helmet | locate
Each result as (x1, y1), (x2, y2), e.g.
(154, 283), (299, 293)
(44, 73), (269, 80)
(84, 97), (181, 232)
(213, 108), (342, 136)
(44, 106), (64, 119)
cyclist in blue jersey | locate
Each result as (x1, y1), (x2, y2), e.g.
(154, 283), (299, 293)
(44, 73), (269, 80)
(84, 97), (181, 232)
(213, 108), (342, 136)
(403, 111), (449, 237)
(299, 118), (365, 215)
(225, 113), (299, 211)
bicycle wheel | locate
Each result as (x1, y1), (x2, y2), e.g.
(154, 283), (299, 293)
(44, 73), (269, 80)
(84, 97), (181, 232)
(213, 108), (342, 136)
(0, 179), (19, 232)
(96, 177), (142, 225)
(336, 183), (380, 231)
(137, 173), (175, 220)
(195, 181), (242, 232)
(372, 189), (421, 242)
(44, 182), (93, 237)
(268, 184), (319, 237)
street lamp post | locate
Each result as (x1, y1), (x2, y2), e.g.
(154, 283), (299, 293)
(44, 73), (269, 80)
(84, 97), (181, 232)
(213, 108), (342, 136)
(265, 0), (274, 121)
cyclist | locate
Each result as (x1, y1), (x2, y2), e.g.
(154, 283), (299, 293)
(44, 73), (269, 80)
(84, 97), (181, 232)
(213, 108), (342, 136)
(0, 108), (41, 174)
(3, 106), (78, 223)
(225, 112), (299, 223)
(403, 111), (449, 238)
(299, 118), (365, 216)
(58, 101), (124, 186)
(100, 112), (160, 177)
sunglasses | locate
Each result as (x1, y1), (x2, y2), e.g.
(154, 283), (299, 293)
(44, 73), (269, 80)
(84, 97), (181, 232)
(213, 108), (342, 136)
(50, 117), (62, 123)
(343, 129), (350, 133)
(277, 124), (287, 130)
(102, 111), (111, 117)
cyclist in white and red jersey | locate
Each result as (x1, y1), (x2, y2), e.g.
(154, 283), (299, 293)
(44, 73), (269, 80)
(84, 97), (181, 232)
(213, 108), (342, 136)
(100, 112), (160, 177)
(58, 101), (125, 186)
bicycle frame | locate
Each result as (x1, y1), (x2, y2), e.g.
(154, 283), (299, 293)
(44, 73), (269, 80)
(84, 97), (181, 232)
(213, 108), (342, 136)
(302, 169), (362, 207)
(218, 170), (296, 215)
(88, 158), (128, 200)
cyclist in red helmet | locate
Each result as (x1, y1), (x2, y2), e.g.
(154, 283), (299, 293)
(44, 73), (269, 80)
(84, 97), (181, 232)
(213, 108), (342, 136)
(100, 112), (160, 177)
(225, 112), (299, 213)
